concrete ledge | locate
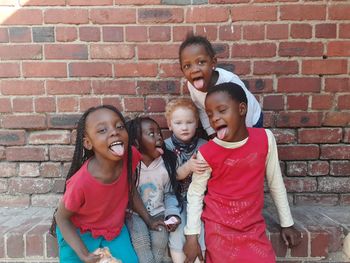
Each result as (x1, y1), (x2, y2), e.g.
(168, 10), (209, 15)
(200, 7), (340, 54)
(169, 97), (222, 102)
(0, 206), (349, 262)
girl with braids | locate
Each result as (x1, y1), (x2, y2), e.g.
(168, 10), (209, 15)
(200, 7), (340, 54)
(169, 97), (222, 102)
(164, 98), (208, 263)
(51, 105), (164, 263)
(125, 116), (182, 263)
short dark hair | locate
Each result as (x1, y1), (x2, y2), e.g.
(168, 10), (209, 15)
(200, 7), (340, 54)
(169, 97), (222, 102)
(206, 82), (248, 105)
(179, 34), (215, 64)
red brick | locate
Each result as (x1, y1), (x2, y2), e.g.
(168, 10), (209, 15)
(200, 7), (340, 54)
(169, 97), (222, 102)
(328, 41), (350, 57)
(6, 232), (24, 258)
(329, 4), (350, 20)
(137, 81), (180, 95)
(340, 194), (350, 205)
(330, 161), (350, 176)
(277, 112), (322, 127)
(325, 78), (350, 92)
(23, 62), (67, 78)
(323, 112), (350, 126)
(0, 98), (11, 113)
(35, 97), (56, 113)
(19, 163), (40, 177)
(44, 9), (88, 24)
(6, 146), (47, 161)
(231, 6), (277, 21)
(145, 98), (166, 113)
(321, 145), (350, 160)
(299, 128), (342, 144)
(20, 0), (65, 5)
(25, 224), (47, 257)
(28, 131), (71, 145)
(0, 9), (42, 25)
(319, 177), (350, 193)
(101, 97), (122, 111)
(269, 231), (287, 257)
(139, 8), (183, 23)
(48, 114), (81, 129)
(8, 178), (52, 194)
(211, 0), (249, 2)
(263, 95), (284, 111)
(345, 128), (350, 143)
(0, 146), (5, 160)
(302, 59), (347, 75)
(69, 62), (112, 77)
(286, 161), (308, 176)
(290, 24), (312, 39)
(49, 145), (75, 161)
(46, 232), (59, 257)
(148, 114), (167, 129)
(294, 194), (338, 206)
(91, 44), (134, 59)
(270, 129), (296, 144)
(47, 80), (91, 95)
(115, 0), (159, 3)
(91, 9), (136, 24)
(221, 61), (252, 76)
(232, 43), (276, 58)
(186, 7), (228, 23)
(68, 0), (113, 5)
(279, 145), (320, 160)
(138, 44), (178, 59)
(0, 162), (17, 177)
(308, 161), (330, 176)
(173, 26), (193, 42)
(254, 61), (298, 75)
(0, 63), (20, 78)
(115, 63), (157, 77)
(0, 80), (44, 95)
(311, 94), (334, 110)
(195, 25), (218, 41)
(290, 229), (308, 257)
(279, 42), (324, 57)
(40, 162), (62, 178)
(2, 115), (46, 129)
(13, 98), (33, 113)
(32, 193), (61, 206)
(242, 25), (265, 40)
(57, 97), (79, 112)
(0, 45), (41, 60)
(149, 26), (171, 41)
(339, 23), (350, 38)
(80, 97), (102, 111)
(219, 25), (241, 41)
(0, 130), (25, 146)
(159, 63), (183, 78)
(125, 26), (147, 42)
(266, 24), (288, 40)
(56, 26), (78, 42)
(284, 177), (317, 192)
(213, 43), (229, 59)
(92, 80), (136, 95)
(0, 194), (30, 207)
(45, 44), (88, 60)
(334, 92), (350, 109)
(315, 23), (337, 38)
(277, 77), (321, 93)
(0, 28), (9, 42)
(124, 97), (144, 112)
(286, 95), (309, 111)
(9, 27), (31, 43)
(103, 26), (124, 42)
(280, 5), (326, 20)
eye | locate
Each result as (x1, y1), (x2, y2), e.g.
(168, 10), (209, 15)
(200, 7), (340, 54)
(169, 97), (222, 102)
(182, 64), (190, 70)
(198, 60), (206, 65)
(219, 108), (227, 113)
(116, 124), (125, 130)
(149, 132), (155, 137)
(97, 128), (107, 134)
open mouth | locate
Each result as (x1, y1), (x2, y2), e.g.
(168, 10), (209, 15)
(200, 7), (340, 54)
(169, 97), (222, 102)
(192, 77), (204, 90)
(109, 141), (124, 157)
(155, 145), (164, 155)
(216, 125), (228, 140)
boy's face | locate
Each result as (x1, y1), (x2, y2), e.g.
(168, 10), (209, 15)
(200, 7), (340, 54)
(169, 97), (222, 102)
(168, 107), (198, 143)
(205, 91), (247, 142)
(180, 44), (217, 93)
(139, 120), (164, 161)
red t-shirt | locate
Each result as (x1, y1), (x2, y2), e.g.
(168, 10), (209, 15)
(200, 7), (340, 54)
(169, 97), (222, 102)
(63, 146), (141, 241)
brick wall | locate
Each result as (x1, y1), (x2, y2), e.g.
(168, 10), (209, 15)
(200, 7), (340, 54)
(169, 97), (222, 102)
(0, 0), (349, 208)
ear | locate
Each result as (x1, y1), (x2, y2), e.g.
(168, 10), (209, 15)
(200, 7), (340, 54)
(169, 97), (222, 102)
(238, 102), (248, 116)
(167, 121), (172, 131)
(83, 137), (92, 151)
(211, 56), (218, 69)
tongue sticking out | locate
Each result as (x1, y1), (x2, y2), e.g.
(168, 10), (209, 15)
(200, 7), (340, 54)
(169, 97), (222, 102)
(156, 147), (164, 155)
(110, 144), (124, 156)
(193, 79), (204, 90)
(217, 127), (227, 140)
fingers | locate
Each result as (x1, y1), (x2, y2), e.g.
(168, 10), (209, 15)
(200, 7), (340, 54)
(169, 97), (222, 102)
(281, 233), (289, 247)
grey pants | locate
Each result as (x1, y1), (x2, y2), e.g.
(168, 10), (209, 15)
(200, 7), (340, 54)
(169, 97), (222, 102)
(126, 213), (169, 263)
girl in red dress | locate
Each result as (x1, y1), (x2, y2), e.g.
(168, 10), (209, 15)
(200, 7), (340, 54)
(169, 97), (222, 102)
(183, 83), (302, 263)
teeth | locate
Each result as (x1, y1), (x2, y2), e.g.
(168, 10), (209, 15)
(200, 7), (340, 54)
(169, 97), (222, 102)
(110, 141), (122, 147)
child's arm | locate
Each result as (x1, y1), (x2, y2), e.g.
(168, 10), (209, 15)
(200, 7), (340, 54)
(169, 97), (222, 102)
(163, 180), (181, 232)
(176, 154), (210, 180)
(265, 129), (302, 247)
(183, 151), (211, 262)
(55, 201), (101, 263)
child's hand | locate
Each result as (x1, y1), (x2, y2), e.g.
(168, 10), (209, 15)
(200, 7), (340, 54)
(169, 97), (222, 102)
(147, 217), (166, 232)
(281, 225), (302, 248)
(184, 235), (204, 263)
(164, 215), (181, 232)
(187, 154), (209, 174)
(80, 253), (101, 263)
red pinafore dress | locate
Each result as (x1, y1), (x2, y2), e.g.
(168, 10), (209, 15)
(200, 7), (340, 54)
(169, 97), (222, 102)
(199, 128), (276, 263)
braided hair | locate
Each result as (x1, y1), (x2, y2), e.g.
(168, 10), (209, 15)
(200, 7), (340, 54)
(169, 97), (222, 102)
(126, 116), (183, 211)
(50, 105), (133, 236)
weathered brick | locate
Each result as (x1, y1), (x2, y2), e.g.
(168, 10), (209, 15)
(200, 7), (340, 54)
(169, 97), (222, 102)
(103, 26), (124, 42)
(56, 26), (78, 42)
(68, 0), (113, 5)
(345, 128), (350, 143)
(79, 27), (100, 42)
(323, 112), (350, 126)
(340, 194), (350, 205)
(231, 6), (277, 21)
(9, 27), (31, 43)
(8, 178), (52, 194)
(101, 97), (122, 110)
(266, 24), (288, 40)
(298, 128), (342, 144)
(270, 129), (296, 144)
(276, 112), (322, 127)
(92, 80), (136, 95)
(302, 59), (348, 75)
(69, 62), (112, 77)
(295, 194), (338, 206)
(6, 147), (48, 161)
(159, 63), (183, 78)
(290, 24), (312, 39)
(286, 95), (309, 111)
(0, 28), (9, 42)
(6, 232), (24, 258)
(47, 80), (91, 95)
(138, 8), (183, 23)
(49, 146), (74, 161)
(0, 194), (30, 207)
(91, 44), (134, 59)
(23, 62), (67, 78)
(315, 24), (337, 39)
(195, 25), (217, 41)
(329, 4), (350, 20)
(0, 130), (25, 146)
(13, 97), (33, 113)
(25, 224), (47, 257)
(0, 80), (45, 95)
(28, 130), (71, 145)
(124, 97), (144, 112)
(0, 9), (43, 25)
(284, 177), (317, 192)
(0, 63), (20, 78)
(279, 42), (324, 57)
(57, 97), (79, 112)
(149, 26), (171, 41)
(328, 41), (350, 57)
(48, 114), (81, 129)
(125, 26), (147, 42)
(330, 161), (350, 176)
(311, 94), (334, 110)
(278, 145), (319, 160)
(0, 179), (8, 193)
(2, 115), (46, 129)
(19, 163), (40, 178)
(243, 25), (265, 40)
(80, 97), (102, 111)
(91, 8), (136, 24)
(145, 98), (166, 113)
(318, 177), (350, 193)
(320, 145), (350, 160)
(138, 44), (178, 59)
(44, 9), (89, 24)
(254, 61), (298, 75)
(137, 81), (180, 95)
(173, 25), (194, 41)
(115, 63), (158, 77)
(339, 23), (350, 38)
(0, 162), (17, 177)
(232, 43), (276, 58)
(280, 5), (326, 20)
(31, 194), (61, 207)
(308, 161), (329, 176)
(32, 27), (54, 42)
(286, 161), (308, 177)
(338, 95), (350, 110)
(263, 95), (284, 111)
(186, 7), (228, 23)
(0, 98), (11, 113)
(45, 44), (88, 60)
(219, 25), (241, 41)
(40, 162), (62, 178)
(35, 97), (56, 113)
(0, 44), (42, 60)
(20, 0), (65, 5)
